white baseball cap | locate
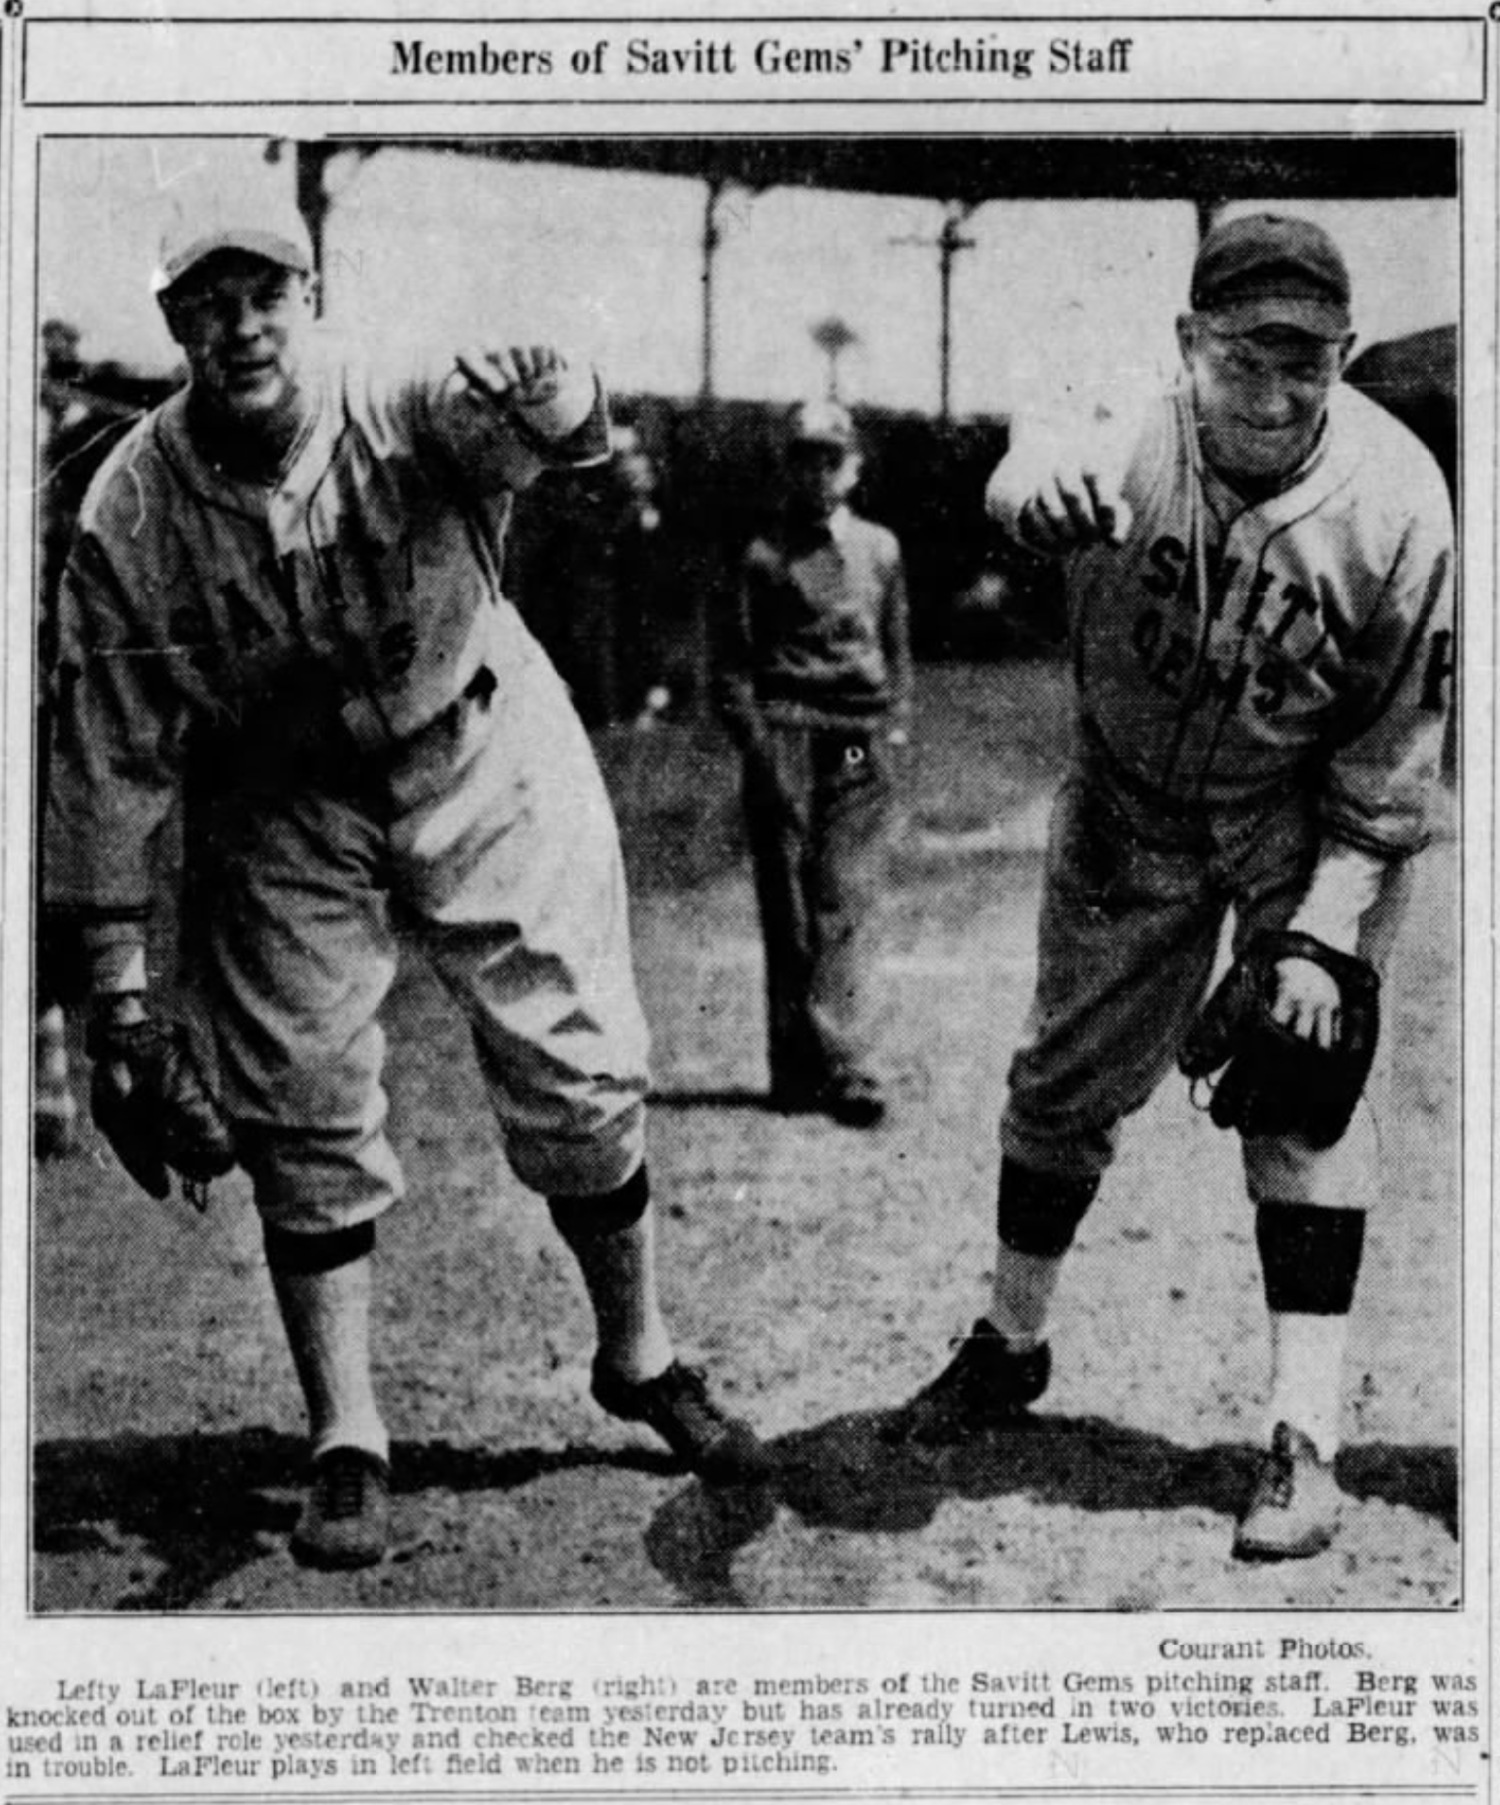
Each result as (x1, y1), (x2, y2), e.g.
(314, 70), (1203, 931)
(787, 398), (856, 449)
(152, 171), (314, 296)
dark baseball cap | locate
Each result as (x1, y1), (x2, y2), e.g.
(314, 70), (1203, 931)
(153, 171), (314, 296)
(1190, 213), (1352, 341)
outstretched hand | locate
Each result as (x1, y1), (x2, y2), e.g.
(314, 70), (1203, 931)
(986, 411), (1136, 552)
(454, 343), (567, 409)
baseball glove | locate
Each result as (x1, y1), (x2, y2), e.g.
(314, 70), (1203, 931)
(86, 1014), (237, 1208)
(1178, 930), (1380, 1150)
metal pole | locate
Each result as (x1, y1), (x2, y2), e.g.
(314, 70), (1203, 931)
(701, 178), (724, 403)
(293, 144), (331, 289)
(937, 202), (976, 423)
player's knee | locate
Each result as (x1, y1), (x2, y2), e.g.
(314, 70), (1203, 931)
(548, 1163), (650, 1242)
(263, 1219), (376, 1275)
(997, 1157), (1101, 1258)
(1255, 1200), (1365, 1314)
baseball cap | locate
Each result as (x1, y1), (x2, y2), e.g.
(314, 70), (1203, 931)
(1190, 213), (1351, 341)
(788, 398), (856, 450)
(152, 170), (314, 296)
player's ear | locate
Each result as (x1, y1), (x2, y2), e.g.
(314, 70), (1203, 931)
(157, 293), (189, 350)
(1175, 313), (1201, 365)
(1332, 332), (1357, 379)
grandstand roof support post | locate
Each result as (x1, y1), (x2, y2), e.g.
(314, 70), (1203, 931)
(290, 141), (338, 313)
(700, 176), (726, 404)
(938, 200), (976, 423)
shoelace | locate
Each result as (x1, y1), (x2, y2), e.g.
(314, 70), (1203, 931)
(321, 1458), (374, 1520)
(654, 1365), (716, 1422)
(1261, 1451), (1296, 1510)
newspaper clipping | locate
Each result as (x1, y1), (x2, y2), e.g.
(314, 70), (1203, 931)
(2, 2), (1492, 1802)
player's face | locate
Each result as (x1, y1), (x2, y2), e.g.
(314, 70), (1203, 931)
(1179, 319), (1352, 484)
(163, 251), (316, 433)
(786, 441), (859, 519)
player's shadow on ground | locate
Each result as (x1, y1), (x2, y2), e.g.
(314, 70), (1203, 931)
(32, 1429), (679, 1612)
(33, 1413), (1456, 1613)
(647, 1086), (782, 1112)
(643, 1408), (1459, 1607)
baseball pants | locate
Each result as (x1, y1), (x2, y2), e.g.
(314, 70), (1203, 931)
(202, 642), (650, 1230)
(1001, 757), (1413, 1208)
(741, 721), (893, 1095)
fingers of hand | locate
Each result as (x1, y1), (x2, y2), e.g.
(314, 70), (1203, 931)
(1270, 956), (1342, 1048)
(454, 344), (564, 402)
(1025, 465), (1129, 547)
(1083, 473), (1133, 544)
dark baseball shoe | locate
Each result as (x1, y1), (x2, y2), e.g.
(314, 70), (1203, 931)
(593, 1358), (772, 1482)
(290, 1447), (392, 1570)
(821, 1076), (887, 1129)
(1233, 1422), (1341, 1561)
(888, 1318), (1051, 1445)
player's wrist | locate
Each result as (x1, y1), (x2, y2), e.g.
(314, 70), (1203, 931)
(81, 921), (150, 1002)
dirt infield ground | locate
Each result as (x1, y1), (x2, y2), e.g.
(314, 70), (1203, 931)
(31, 661), (1460, 1613)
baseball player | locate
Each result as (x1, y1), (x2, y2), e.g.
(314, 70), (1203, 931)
(894, 215), (1453, 1561)
(45, 169), (767, 1571)
(715, 400), (913, 1126)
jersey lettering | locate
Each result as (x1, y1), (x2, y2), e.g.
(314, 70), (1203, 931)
(1235, 564), (1277, 632)
(1154, 630), (1196, 696)
(378, 621), (418, 681)
(1266, 581), (1317, 647)
(1140, 534), (1188, 600)
(1251, 659), (1289, 718)
(1195, 653), (1250, 712)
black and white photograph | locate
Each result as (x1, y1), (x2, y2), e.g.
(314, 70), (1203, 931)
(27, 127), (1462, 1617)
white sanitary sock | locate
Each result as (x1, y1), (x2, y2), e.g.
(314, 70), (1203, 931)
(1265, 1311), (1349, 1463)
(987, 1245), (1066, 1352)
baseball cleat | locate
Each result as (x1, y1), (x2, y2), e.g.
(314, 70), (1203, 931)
(821, 1076), (887, 1129)
(290, 1447), (392, 1570)
(1233, 1421), (1341, 1561)
(888, 1317), (1051, 1445)
(593, 1358), (773, 1482)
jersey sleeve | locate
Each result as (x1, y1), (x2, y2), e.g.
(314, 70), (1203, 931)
(44, 528), (187, 920)
(1318, 492), (1454, 858)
